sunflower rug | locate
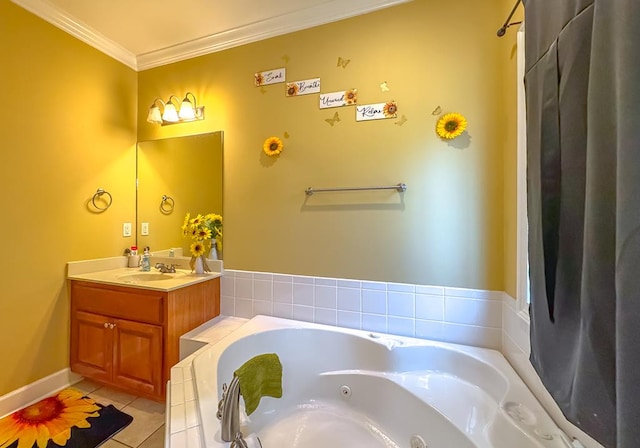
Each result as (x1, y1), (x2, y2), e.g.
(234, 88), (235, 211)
(0, 388), (133, 448)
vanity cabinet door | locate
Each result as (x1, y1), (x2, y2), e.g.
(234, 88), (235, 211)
(71, 311), (113, 383)
(112, 318), (163, 397)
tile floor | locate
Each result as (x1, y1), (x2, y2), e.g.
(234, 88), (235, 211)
(72, 379), (165, 448)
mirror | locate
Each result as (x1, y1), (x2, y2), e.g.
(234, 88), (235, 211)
(136, 131), (223, 258)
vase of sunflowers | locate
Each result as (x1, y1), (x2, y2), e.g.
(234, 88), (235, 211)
(182, 212), (223, 274)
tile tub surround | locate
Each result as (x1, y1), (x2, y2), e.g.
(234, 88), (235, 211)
(220, 269), (504, 350)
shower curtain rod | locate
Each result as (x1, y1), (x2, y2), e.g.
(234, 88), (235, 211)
(497, 0), (522, 37)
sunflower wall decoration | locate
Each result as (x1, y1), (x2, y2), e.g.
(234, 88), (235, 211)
(263, 136), (284, 156)
(436, 112), (468, 140)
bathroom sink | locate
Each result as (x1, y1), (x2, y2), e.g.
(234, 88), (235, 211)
(117, 272), (185, 282)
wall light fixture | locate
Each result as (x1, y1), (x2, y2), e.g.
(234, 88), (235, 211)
(146, 92), (205, 125)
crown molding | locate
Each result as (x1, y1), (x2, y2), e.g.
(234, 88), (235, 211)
(137, 0), (411, 70)
(12, 0), (411, 72)
(11, 0), (138, 70)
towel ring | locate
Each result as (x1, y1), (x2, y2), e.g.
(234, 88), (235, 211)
(92, 188), (112, 211)
(160, 194), (175, 214)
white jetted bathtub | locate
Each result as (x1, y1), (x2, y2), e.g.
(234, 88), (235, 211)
(193, 316), (572, 448)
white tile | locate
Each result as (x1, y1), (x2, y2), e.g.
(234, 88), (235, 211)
(220, 296), (235, 315)
(170, 366), (184, 384)
(273, 282), (293, 303)
(185, 400), (199, 428)
(72, 379), (102, 395)
(315, 285), (337, 309)
(235, 299), (253, 319)
(222, 270), (236, 277)
(220, 276), (235, 296)
(293, 283), (314, 306)
(170, 431), (187, 447)
(388, 282), (415, 293)
(415, 294), (444, 321)
(235, 271), (253, 279)
(362, 314), (387, 333)
(361, 281), (386, 290)
(187, 426), (203, 448)
(293, 305), (314, 322)
(315, 277), (337, 286)
(253, 272), (273, 281)
(415, 319), (444, 341)
(503, 302), (530, 354)
(170, 403), (186, 433)
(253, 280), (273, 301)
(273, 303), (293, 319)
(337, 279), (361, 288)
(235, 278), (252, 299)
(388, 291), (415, 317)
(443, 322), (502, 350)
(337, 287), (361, 311)
(293, 275), (314, 284)
(170, 381), (184, 404)
(184, 379), (195, 402)
(253, 300), (273, 316)
(445, 297), (502, 328)
(338, 311), (361, 329)
(362, 289), (386, 314)
(388, 316), (415, 337)
(315, 308), (337, 326)
(415, 284), (444, 295)
(183, 365), (193, 381)
(273, 274), (293, 282)
(444, 287), (503, 301)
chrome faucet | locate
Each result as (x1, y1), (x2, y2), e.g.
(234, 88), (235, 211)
(155, 262), (177, 273)
(217, 377), (241, 442)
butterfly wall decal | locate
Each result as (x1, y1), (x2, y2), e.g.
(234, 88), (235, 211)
(325, 112), (341, 126)
(282, 55), (290, 63)
(380, 81), (390, 92)
(432, 105), (442, 115)
(394, 115), (408, 126)
(284, 131), (290, 139)
(337, 57), (351, 68)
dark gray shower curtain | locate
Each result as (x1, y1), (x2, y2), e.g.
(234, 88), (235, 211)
(523, 1), (640, 447)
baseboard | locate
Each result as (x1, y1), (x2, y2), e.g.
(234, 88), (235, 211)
(0, 368), (83, 419)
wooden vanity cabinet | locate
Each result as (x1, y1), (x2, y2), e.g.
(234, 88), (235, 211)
(70, 277), (220, 401)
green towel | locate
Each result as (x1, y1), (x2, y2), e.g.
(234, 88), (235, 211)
(234, 353), (283, 415)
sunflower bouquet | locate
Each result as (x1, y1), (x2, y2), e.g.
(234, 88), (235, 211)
(182, 212), (223, 272)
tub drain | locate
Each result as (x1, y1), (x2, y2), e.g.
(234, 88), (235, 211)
(339, 385), (352, 399)
(410, 435), (427, 448)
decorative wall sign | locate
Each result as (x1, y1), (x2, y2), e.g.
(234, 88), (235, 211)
(319, 89), (357, 109)
(255, 68), (286, 86)
(356, 101), (398, 121)
(286, 78), (321, 97)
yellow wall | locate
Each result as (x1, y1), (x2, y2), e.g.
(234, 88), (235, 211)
(139, 0), (511, 289)
(0, 3), (137, 395)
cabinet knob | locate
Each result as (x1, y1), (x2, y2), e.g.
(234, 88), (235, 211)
(104, 322), (109, 328)
(110, 323), (117, 329)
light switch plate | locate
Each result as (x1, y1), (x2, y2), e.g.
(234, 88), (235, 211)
(123, 222), (132, 237)
(141, 222), (149, 236)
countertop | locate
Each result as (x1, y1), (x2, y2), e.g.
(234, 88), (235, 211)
(66, 255), (223, 292)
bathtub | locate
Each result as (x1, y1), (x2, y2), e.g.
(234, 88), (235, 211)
(192, 315), (571, 448)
